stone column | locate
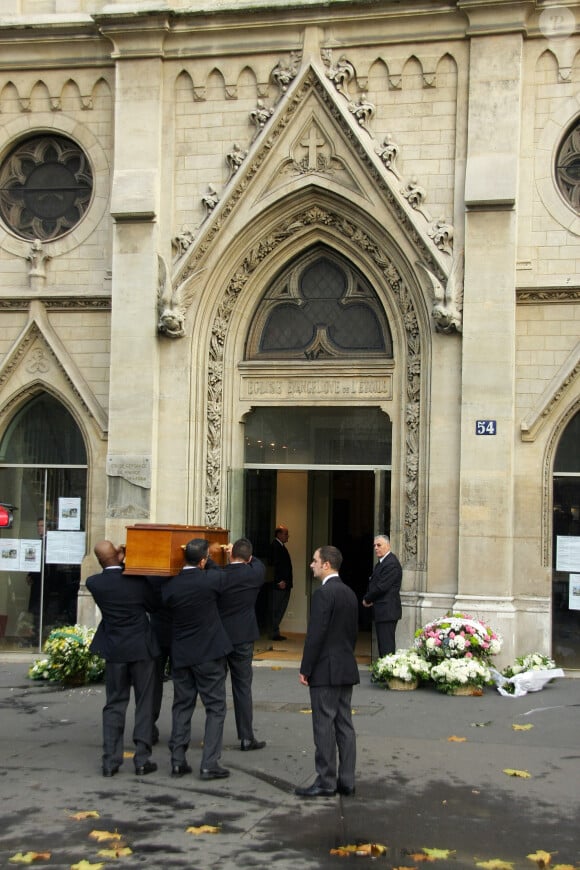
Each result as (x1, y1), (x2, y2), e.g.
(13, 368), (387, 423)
(97, 16), (169, 543)
(456, 29), (524, 653)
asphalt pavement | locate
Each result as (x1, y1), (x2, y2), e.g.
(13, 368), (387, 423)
(0, 655), (579, 869)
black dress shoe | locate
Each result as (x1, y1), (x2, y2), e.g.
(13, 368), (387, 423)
(135, 761), (157, 776)
(199, 766), (230, 780)
(337, 783), (356, 796)
(171, 762), (192, 777)
(295, 783), (336, 797)
(271, 634), (287, 641)
(240, 738), (266, 751)
(102, 765), (120, 777)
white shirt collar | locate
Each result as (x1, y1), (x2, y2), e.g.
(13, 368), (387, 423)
(322, 573), (339, 585)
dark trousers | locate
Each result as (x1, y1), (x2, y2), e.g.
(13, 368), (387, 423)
(152, 645), (171, 737)
(375, 620), (398, 657)
(309, 684), (356, 790)
(170, 657), (227, 770)
(227, 641), (255, 741)
(272, 586), (291, 636)
(102, 659), (156, 769)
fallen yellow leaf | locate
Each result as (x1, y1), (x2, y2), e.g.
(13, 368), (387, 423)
(71, 863), (105, 870)
(503, 768), (531, 778)
(475, 861), (515, 869)
(186, 825), (221, 835)
(69, 810), (100, 820)
(513, 724), (534, 731)
(271, 666), (282, 671)
(299, 709), (312, 714)
(330, 843), (387, 857)
(122, 751), (134, 758)
(447, 736), (467, 742)
(89, 829), (123, 842)
(552, 865), (576, 870)
(409, 853), (436, 862)
(527, 851), (552, 867)
(9, 853), (51, 864)
(97, 847), (133, 858)
(423, 848), (456, 859)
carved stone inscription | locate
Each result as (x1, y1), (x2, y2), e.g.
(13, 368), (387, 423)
(241, 375), (392, 401)
(106, 455), (151, 488)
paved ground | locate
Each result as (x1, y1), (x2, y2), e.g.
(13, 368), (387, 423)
(0, 656), (579, 870)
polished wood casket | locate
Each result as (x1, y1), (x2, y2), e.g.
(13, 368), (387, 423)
(124, 524), (229, 576)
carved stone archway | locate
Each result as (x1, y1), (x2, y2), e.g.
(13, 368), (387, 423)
(204, 204), (424, 567)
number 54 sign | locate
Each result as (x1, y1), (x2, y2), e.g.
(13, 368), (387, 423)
(475, 420), (497, 435)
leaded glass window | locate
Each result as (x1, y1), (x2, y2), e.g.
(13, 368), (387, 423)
(0, 134), (93, 241)
(556, 121), (580, 213)
(246, 247), (392, 360)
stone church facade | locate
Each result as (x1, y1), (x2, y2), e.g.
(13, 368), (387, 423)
(0, 0), (579, 666)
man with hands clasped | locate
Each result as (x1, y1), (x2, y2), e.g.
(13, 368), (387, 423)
(362, 534), (402, 657)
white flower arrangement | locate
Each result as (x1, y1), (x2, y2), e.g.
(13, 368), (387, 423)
(414, 612), (502, 664)
(430, 656), (492, 694)
(502, 652), (556, 678)
(371, 649), (431, 685)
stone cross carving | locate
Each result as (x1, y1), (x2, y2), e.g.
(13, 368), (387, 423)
(300, 125), (325, 170)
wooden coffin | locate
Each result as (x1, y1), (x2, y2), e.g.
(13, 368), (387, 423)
(124, 524), (229, 576)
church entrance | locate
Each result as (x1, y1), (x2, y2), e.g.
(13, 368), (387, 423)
(241, 406), (392, 637)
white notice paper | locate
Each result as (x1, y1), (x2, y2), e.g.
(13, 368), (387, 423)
(46, 531), (86, 565)
(19, 539), (42, 572)
(58, 497), (81, 531)
(556, 536), (580, 572)
(569, 575), (580, 612)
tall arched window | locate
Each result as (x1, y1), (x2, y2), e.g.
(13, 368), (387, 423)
(0, 393), (88, 652)
(552, 409), (580, 667)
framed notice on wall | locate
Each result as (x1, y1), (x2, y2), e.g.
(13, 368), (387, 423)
(46, 531), (86, 565)
(556, 536), (580, 573)
(569, 575), (580, 611)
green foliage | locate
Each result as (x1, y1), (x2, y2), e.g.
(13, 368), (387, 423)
(28, 625), (104, 685)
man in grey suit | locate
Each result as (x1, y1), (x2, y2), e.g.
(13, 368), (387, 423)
(295, 545), (359, 798)
(362, 534), (402, 656)
(161, 538), (232, 780)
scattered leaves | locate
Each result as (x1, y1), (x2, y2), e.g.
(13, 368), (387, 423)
(475, 860), (515, 870)
(330, 843), (387, 857)
(9, 853), (51, 864)
(122, 751), (134, 759)
(89, 829), (123, 842)
(299, 709), (312, 714)
(527, 851), (552, 867)
(69, 810), (100, 820)
(271, 666), (282, 671)
(447, 736), (467, 742)
(71, 863), (105, 870)
(423, 848), (456, 859)
(552, 865), (576, 870)
(186, 825), (221, 835)
(409, 853), (436, 862)
(513, 724), (534, 732)
(97, 847), (133, 858)
(503, 768), (532, 778)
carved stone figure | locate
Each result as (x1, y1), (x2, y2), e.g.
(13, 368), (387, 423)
(271, 51), (301, 94)
(202, 184), (219, 216)
(322, 50), (355, 98)
(27, 238), (50, 289)
(416, 250), (464, 335)
(428, 217), (454, 255)
(171, 225), (195, 262)
(157, 254), (204, 339)
(376, 133), (401, 178)
(349, 92), (375, 132)
(402, 176), (427, 210)
(226, 142), (247, 179)
(250, 99), (274, 135)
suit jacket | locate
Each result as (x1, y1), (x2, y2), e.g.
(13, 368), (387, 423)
(147, 575), (172, 650)
(161, 566), (232, 668)
(269, 539), (293, 588)
(86, 567), (160, 663)
(219, 557), (266, 645)
(300, 576), (360, 688)
(364, 551), (402, 623)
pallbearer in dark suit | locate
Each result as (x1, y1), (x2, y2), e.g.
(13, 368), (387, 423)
(162, 538), (232, 780)
(86, 540), (160, 778)
(362, 534), (403, 656)
(295, 545), (359, 798)
(220, 538), (267, 751)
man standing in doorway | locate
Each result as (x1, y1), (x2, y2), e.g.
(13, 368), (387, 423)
(362, 534), (402, 656)
(269, 523), (293, 641)
(86, 540), (159, 778)
(295, 545), (359, 798)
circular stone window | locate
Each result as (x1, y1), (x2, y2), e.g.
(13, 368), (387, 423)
(0, 134), (93, 241)
(555, 121), (580, 214)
